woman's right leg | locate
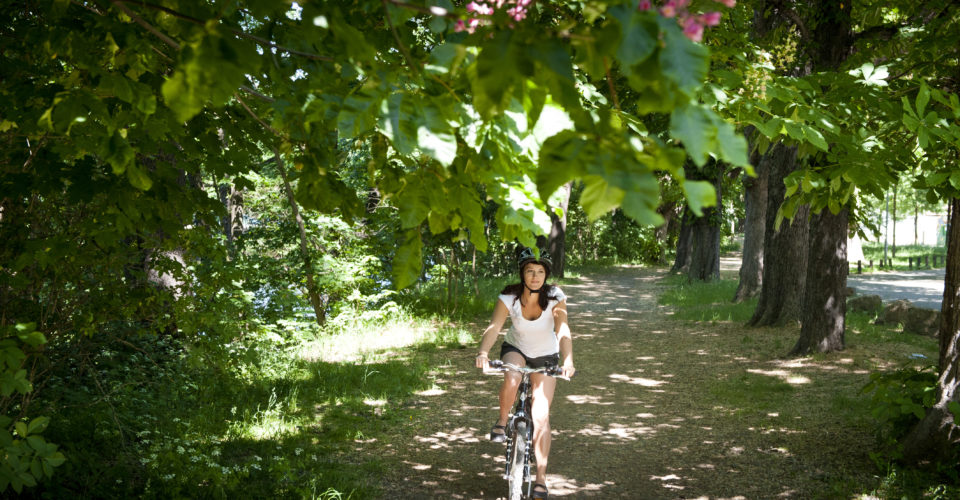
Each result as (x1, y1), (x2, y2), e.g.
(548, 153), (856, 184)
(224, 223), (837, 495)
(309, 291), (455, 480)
(496, 351), (526, 429)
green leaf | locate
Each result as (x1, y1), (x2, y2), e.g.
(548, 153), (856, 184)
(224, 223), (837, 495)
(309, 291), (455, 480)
(580, 175), (624, 220)
(670, 104), (715, 166)
(917, 84), (930, 117)
(425, 41), (465, 76)
(162, 30), (258, 122)
(417, 100), (458, 167)
(26, 436), (45, 453)
(103, 132), (135, 175)
(474, 30), (524, 118)
(927, 171), (950, 186)
(338, 92), (381, 138)
(328, 8), (377, 63)
(536, 130), (588, 201)
(125, 163), (153, 191)
(377, 93), (418, 156)
(15, 421), (27, 437)
(393, 230), (422, 289)
(658, 17), (709, 95)
(948, 401), (960, 422)
(609, 6), (657, 69)
(714, 118), (749, 167)
(682, 180), (716, 217)
(621, 191), (664, 226)
(26, 417), (49, 435)
(44, 452), (65, 468)
(802, 125), (829, 152)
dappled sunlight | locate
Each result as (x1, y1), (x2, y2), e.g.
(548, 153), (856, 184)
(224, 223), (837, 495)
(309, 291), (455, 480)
(609, 373), (668, 386)
(544, 473), (615, 495)
(415, 388), (447, 396)
(746, 368), (811, 385)
(576, 422), (655, 441)
(566, 394), (615, 405)
(413, 427), (480, 449)
(364, 268), (901, 498)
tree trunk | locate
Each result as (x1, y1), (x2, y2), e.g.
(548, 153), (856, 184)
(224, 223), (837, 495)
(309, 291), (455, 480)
(792, 207), (848, 354)
(656, 201), (679, 265)
(892, 184), (898, 257)
(749, 142), (808, 327)
(786, 0), (855, 349)
(687, 167), (723, 282)
(218, 182), (243, 258)
(671, 207), (693, 274)
(275, 151), (325, 326)
(902, 196), (960, 463)
(734, 139), (769, 303)
(545, 182), (571, 278)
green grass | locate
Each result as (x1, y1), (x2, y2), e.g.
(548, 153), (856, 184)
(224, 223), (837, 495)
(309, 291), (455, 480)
(854, 243), (947, 273)
(28, 310), (476, 499)
(657, 276), (757, 323)
(656, 274), (956, 499)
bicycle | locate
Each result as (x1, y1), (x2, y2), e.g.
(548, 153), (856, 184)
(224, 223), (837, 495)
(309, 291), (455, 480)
(486, 359), (571, 500)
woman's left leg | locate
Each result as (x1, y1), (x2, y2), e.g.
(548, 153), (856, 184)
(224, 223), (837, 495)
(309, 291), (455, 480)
(530, 372), (557, 487)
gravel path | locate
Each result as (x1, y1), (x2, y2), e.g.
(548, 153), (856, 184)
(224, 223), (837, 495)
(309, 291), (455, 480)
(372, 266), (878, 499)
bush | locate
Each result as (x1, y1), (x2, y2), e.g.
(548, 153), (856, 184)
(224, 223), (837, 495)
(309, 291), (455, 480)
(862, 365), (938, 460)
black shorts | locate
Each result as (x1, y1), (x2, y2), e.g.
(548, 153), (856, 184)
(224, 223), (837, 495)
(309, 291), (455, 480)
(500, 342), (559, 369)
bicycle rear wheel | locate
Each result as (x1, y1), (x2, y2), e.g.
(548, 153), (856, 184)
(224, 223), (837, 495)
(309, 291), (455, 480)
(507, 421), (527, 500)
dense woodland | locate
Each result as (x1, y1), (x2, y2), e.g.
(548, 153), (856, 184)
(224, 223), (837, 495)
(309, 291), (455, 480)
(2, 0), (960, 497)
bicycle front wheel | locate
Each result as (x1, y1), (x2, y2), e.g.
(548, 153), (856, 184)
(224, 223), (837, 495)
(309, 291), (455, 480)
(507, 421), (527, 500)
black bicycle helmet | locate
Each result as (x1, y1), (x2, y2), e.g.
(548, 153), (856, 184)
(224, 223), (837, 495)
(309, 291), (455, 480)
(517, 247), (552, 271)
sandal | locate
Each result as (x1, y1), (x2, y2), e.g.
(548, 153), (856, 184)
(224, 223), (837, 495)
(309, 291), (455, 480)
(532, 483), (548, 499)
(489, 424), (507, 443)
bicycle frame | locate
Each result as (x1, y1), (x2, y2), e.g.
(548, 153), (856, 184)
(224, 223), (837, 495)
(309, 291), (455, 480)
(487, 360), (568, 500)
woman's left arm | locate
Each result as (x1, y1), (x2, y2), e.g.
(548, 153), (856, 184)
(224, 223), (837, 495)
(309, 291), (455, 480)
(553, 300), (575, 377)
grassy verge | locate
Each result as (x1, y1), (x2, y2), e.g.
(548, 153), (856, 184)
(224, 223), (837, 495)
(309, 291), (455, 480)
(854, 243), (948, 273)
(28, 313), (475, 499)
(657, 275), (957, 499)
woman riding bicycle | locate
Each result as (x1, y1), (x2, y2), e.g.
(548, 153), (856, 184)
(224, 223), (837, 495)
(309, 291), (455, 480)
(475, 247), (576, 499)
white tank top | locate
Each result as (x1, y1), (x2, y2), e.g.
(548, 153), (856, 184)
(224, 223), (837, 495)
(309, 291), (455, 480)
(499, 287), (567, 358)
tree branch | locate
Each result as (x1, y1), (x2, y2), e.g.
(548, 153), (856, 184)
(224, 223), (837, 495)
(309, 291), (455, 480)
(115, 0), (333, 62)
(110, 0), (180, 50)
(382, 0), (420, 77)
(602, 56), (620, 111)
(235, 94), (285, 139)
(240, 85), (275, 103)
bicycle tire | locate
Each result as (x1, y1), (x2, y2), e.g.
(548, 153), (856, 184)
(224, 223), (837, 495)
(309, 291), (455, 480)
(507, 421), (527, 500)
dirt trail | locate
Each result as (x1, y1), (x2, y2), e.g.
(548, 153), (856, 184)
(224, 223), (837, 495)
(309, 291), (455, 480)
(372, 267), (878, 499)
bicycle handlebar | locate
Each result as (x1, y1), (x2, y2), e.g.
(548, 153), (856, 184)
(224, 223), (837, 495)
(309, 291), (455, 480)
(486, 360), (575, 380)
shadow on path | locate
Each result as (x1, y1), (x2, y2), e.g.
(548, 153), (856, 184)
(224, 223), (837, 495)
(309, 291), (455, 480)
(374, 267), (879, 499)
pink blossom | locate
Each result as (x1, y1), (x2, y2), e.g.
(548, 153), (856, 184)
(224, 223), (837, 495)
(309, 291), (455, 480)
(701, 11), (722, 26)
(466, 2), (493, 15)
(507, 6), (527, 21)
(714, 0), (736, 7)
(638, 0), (652, 11)
(675, 0), (690, 8)
(660, 0), (677, 18)
(683, 16), (704, 42)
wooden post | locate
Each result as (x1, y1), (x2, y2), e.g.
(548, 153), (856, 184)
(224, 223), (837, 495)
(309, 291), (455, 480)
(926, 255), (931, 268)
(909, 257), (913, 269)
(858, 260), (862, 274)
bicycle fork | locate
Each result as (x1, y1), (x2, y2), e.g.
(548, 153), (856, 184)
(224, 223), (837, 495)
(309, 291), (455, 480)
(504, 384), (533, 482)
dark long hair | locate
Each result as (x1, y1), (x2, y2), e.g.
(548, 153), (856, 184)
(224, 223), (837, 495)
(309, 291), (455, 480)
(500, 262), (556, 311)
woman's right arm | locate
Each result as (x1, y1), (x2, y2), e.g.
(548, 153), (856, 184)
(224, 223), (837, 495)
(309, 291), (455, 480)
(475, 299), (509, 369)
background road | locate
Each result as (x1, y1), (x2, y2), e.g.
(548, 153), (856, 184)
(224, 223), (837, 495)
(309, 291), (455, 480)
(720, 256), (946, 311)
(847, 269), (945, 310)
